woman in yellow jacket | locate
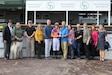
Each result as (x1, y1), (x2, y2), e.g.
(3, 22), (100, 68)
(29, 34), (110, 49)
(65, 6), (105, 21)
(35, 24), (44, 59)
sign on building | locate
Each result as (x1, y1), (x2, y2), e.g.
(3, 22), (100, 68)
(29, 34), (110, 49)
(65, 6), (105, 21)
(26, 0), (111, 11)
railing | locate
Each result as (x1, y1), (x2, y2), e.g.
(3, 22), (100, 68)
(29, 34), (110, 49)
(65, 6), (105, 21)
(20, 24), (112, 34)
(20, 24), (112, 27)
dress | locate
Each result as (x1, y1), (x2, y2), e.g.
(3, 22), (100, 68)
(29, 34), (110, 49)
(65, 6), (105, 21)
(97, 31), (107, 50)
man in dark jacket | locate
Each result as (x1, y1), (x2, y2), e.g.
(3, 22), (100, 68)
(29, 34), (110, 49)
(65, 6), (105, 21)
(3, 20), (13, 60)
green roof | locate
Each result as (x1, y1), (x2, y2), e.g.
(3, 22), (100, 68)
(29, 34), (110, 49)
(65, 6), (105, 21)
(0, 0), (25, 4)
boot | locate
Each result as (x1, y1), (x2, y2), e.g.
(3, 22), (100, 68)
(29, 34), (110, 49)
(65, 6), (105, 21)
(53, 51), (56, 58)
(56, 51), (60, 59)
(55, 51), (57, 59)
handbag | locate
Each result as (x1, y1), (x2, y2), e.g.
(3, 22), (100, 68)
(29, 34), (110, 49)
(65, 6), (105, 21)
(104, 42), (110, 51)
(71, 40), (77, 49)
(89, 37), (94, 45)
(89, 33), (94, 44)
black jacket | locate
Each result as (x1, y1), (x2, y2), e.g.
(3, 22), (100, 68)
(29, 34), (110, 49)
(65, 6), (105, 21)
(3, 26), (12, 43)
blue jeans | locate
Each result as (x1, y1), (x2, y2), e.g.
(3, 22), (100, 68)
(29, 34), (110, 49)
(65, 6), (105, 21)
(4, 42), (11, 59)
(76, 43), (81, 58)
(69, 45), (74, 58)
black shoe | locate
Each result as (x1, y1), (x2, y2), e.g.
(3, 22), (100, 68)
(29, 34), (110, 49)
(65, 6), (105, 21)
(77, 58), (81, 60)
(90, 57), (94, 60)
(71, 57), (75, 59)
(85, 58), (91, 60)
(38, 56), (42, 59)
(45, 57), (49, 60)
(88, 58), (91, 60)
(56, 51), (59, 59)
(53, 52), (56, 58)
(45, 57), (52, 60)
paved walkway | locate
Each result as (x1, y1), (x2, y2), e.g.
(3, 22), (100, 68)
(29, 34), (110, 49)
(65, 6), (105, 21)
(0, 58), (112, 75)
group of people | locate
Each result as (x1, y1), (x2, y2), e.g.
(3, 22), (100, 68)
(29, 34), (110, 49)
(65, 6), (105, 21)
(3, 19), (108, 62)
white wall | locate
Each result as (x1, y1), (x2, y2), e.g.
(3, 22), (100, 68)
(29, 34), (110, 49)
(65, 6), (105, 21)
(0, 32), (28, 58)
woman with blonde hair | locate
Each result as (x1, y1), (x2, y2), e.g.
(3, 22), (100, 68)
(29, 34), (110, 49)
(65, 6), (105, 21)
(35, 24), (44, 59)
(97, 25), (108, 62)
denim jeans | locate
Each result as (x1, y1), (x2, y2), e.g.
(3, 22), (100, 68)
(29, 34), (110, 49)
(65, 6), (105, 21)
(69, 45), (74, 58)
(4, 42), (11, 59)
(76, 43), (81, 58)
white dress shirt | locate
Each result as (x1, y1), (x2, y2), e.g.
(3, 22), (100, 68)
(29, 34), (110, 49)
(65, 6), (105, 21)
(8, 26), (13, 35)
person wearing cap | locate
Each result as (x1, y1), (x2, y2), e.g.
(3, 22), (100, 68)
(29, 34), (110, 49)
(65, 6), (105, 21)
(10, 22), (23, 59)
(3, 20), (13, 60)
(60, 21), (69, 60)
(51, 22), (60, 58)
(35, 24), (44, 59)
(25, 20), (35, 58)
(83, 23), (91, 60)
(97, 25), (108, 62)
(44, 19), (53, 59)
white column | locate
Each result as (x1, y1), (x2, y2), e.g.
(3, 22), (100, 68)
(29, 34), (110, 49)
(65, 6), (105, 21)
(66, 11), (68, 25)
(34, 11), (36, 24)
(97, 11), (99, 25)
(25, 10), (28, 24)
(108, 11), (111, 26)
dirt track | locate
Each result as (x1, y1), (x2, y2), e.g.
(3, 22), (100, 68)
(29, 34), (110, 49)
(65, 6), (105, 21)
(0, 58), (112, 75)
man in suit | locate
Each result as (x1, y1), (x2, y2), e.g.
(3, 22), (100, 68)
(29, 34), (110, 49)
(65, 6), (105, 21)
(3, 20), (13, 60)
